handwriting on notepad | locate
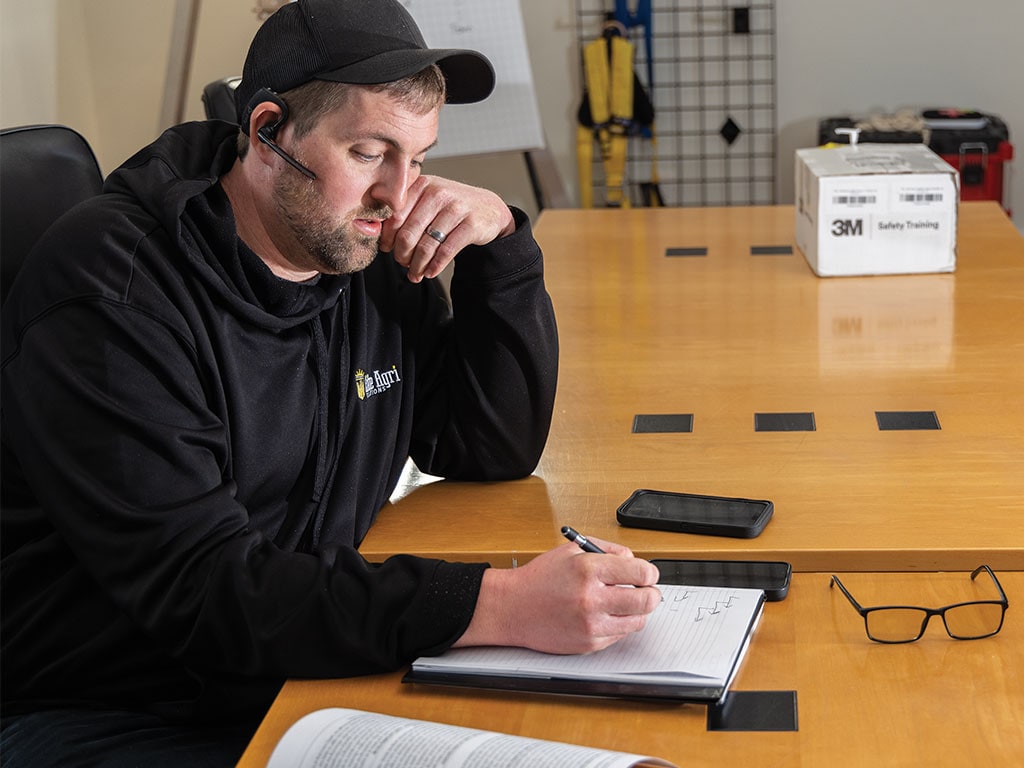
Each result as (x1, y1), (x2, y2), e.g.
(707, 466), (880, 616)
(664, 589), (739, 621)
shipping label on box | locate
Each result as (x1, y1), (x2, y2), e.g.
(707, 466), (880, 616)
(795, 144), (959, 277)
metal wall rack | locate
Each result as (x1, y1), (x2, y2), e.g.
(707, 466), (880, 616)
(574, 0), (777, 208)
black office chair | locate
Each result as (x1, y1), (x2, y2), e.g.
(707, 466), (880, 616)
(0, 124), (104, 305)
(202, 76), (242, 123)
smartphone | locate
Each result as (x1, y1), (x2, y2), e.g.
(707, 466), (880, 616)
(652, 558), (792, 601)
(616, 489), (773, 538)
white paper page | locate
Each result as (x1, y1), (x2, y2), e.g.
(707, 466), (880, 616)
(267, 708), (676, 768)
(413, 585), (763, 685)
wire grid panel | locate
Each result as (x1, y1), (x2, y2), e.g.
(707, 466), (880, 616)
(575, 0), (777, 207)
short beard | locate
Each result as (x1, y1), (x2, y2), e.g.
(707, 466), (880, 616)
(273, 171), (391, 275)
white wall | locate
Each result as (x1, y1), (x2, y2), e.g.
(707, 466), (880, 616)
(0, 0), (58, 128)
(2, 0), (1021, 230)
(1, 0), (252, 174)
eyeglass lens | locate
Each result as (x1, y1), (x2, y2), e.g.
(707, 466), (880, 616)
(865, 602), (1005, 643)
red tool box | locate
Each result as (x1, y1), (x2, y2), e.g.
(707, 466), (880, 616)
(818, 110), (1013, 212)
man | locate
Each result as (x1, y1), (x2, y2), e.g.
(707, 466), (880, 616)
(0, 0), (661, 763)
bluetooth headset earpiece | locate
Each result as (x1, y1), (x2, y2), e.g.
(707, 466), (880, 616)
(244, 87), (317, 180)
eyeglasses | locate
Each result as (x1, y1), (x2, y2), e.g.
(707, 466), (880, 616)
(830, 566), (1009, 644)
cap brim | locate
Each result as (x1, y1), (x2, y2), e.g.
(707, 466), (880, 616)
(316, 48), (495, 104)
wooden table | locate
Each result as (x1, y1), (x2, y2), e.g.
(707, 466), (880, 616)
(237, 570), (1024, 767)
(362, 202), (1024, 571)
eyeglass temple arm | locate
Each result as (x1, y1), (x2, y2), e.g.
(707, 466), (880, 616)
(971, 565), (1009, 605)
(830, 575), (868, 615)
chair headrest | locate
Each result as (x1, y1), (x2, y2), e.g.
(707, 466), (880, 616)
(0, 124), (104, 303)
(202, 76), (243, 124)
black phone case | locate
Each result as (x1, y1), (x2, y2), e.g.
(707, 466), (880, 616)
(651, 558), (792, 601)
(616, 489), (773, 538)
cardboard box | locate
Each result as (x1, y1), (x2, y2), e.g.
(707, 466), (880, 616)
(795, 144), (959, 277)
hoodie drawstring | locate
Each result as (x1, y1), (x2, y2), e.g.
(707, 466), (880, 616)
(310, 317), (330, 511)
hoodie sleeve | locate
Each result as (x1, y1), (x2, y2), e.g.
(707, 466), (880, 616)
(407, 207), (559, 480)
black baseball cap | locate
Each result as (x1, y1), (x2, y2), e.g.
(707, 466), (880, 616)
(236, 0), (495, 128)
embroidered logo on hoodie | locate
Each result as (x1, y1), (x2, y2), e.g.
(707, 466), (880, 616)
(355, 366), (401, 401)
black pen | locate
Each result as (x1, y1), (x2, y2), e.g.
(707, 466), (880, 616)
(561, 525), (606, 554)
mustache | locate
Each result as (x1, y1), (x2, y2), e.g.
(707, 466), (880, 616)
(356, 206), (393, 221)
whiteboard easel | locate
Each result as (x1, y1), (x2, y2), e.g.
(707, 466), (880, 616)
(403, 0), (544, 158)
(404, 1), (567, 208)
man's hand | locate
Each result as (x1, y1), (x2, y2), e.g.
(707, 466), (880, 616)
(380, 175), (515, 283)
(454, 540), (662, 655)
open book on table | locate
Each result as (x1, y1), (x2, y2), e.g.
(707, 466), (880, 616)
(405, 584), (765, 702)
(267, 707), (676, 768)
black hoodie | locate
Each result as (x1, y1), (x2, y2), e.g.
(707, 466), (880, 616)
(0, 121), (558, 722)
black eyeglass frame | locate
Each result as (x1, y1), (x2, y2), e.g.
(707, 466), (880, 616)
(830, 565), (1009, 644)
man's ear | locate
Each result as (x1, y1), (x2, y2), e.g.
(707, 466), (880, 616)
(245, 101), (288, 171)
(241, 87), (289, 137)
(244, 91), (318, 180)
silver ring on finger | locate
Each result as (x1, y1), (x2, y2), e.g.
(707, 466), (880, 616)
(426, 228), (447, 244)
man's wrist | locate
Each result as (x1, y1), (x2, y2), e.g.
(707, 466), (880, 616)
(453, 566), (519, 648)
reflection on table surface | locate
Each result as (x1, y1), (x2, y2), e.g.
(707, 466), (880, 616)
(363, 204), (1024, 572)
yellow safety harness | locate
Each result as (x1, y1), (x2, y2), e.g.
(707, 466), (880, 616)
(577, 21), (662, 208)
(578, 27), (636, 208)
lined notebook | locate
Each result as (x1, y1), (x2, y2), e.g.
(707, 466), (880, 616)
(405, 584), (765, 702)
